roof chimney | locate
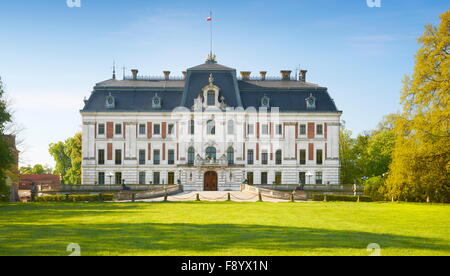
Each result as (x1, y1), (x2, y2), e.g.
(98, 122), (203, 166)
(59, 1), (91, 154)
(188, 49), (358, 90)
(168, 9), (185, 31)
(163, 71), (171, 80)
(182, 71), (187, 80)
(240, 71), (251, 81)
(300, 70), (308, 82)
(280, 70), (292, 81)
(131, 69), (139, 80)
(260, 71), (267, 81)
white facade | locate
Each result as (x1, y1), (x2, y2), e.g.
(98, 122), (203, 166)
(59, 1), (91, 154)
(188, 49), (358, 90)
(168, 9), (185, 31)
(81, 110), (341, 191)
(81, 60), (342, 191)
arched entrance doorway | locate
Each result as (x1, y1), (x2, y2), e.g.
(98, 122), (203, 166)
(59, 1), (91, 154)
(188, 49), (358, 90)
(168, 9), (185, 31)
(204, 171), (218, 191)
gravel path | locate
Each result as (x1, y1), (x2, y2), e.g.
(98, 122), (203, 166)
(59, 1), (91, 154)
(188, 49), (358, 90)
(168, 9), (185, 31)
(135, 191), (297, 202)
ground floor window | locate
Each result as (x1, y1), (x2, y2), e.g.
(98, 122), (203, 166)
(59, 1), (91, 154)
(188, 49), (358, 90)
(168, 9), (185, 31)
(316, 172), (323, 185)
(168, 172), (175, 185)
(98, 172), (105, 185)
(115, 172), (122, 185)
(299, 172), (306, 185)
(261, 172), (268, 185)
(275, 172), (282, 185)
(247, 172), (254, 185)
(153, 172), (160, 185)
(139, 172), (146, 185)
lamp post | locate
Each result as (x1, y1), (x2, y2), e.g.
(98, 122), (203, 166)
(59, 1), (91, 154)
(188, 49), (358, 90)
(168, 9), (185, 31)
(108, 172), (113, 191)
(306, 172), (314, 186)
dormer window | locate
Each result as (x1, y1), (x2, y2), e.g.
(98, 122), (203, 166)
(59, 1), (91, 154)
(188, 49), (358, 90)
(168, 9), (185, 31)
(207, 90), (215, 106)
(201, 74), (221, 109)
(105, 93), (115, 109)
(152, 93), (161, 109)
(261, 95), (270, 108)
(306, 93), (316, 110)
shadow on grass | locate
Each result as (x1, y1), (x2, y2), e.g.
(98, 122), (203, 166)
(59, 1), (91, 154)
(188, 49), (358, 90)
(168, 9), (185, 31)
(1, 221), (449, 256)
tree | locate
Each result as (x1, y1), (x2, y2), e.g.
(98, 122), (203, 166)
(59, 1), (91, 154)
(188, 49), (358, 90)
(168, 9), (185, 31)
(386, 10), (450, 203)
(64, 133), (82, 185)
(340, 116), (396, 186)
(19, 164), (53, 175)
(49, 133), (82, 185)
(0, 77), (13, 201)
(365, 115), (396, 178)
(340, 122), (358, 184)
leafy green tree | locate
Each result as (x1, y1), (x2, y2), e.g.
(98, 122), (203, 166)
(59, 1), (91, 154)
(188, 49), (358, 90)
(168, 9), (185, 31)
(340, 116), (396, 186)
(340, 122), (358, 184)
(20, 164), (54, 175)
(365, 115), (396, 178)
(386, 10), (450, 203)
(64, 133), (82, 185)
(0, 77), (13, 201)
(49, 133), (81, 185)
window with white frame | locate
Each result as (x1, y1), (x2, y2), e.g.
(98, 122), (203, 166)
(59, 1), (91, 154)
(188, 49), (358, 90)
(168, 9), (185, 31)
(115, 124), (122, 135)
(276, 124), (283, 135)
(262, 124), (269, 135)
(247, 124), (254, 135)
(227, 120), (234, 135)
(98, 124), (105, 136)
(154, 124), (161, 135)
(139, 124), (146, 135)
(317, 124), (324, 136)
(316, 172), (323, 184)
(139, 172), (146, 185)
(207, 120), (215, 135)
(299, 124), (307, 136)
(168, 124), (175, 135)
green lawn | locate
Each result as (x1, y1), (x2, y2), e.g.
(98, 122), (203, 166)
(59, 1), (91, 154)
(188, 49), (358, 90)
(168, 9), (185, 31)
(0, 201), (449, 256)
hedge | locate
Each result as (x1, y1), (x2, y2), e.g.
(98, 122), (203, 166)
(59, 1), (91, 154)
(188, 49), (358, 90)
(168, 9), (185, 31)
(35, 194), (114, 202)
(312, 194), (372, 202)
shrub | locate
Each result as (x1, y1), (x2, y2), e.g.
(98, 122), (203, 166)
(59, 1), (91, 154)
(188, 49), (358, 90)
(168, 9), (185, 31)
(35, 194), (114, 202)
(312, 194), (372, 202)
(364, 176), (386, 201)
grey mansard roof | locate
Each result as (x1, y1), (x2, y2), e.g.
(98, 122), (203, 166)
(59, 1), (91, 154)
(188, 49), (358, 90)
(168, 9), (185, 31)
(81, 60), (341, 114)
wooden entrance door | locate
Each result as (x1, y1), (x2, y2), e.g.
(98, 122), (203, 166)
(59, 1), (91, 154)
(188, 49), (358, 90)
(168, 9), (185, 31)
(204, 171), (218, 191)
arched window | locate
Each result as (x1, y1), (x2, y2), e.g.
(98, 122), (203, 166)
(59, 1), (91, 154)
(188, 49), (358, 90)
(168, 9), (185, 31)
(276, 150), (282, 165)
(188, 147), (195, 165)
(207, 90), (215, 106)
(207, 120), (215, 135)
(227, 147), (234, 165)
(206, 147), (217, 160)
(227, 120), (234, 135)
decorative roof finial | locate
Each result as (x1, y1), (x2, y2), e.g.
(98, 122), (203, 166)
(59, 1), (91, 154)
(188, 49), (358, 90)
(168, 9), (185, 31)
(206, 53), (217, 64)
(112, 61), (116, 80)
(209, 73), (215, 85)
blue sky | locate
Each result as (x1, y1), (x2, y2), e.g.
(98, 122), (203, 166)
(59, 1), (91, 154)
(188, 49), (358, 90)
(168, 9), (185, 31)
(0, 0), (448, 167)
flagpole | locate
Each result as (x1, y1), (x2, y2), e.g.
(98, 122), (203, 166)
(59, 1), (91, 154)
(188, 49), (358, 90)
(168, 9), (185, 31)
(210, 11), (213, 56)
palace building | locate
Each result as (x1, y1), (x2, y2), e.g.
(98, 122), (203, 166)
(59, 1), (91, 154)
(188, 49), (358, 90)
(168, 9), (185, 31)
(80, 55), (342, 191)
